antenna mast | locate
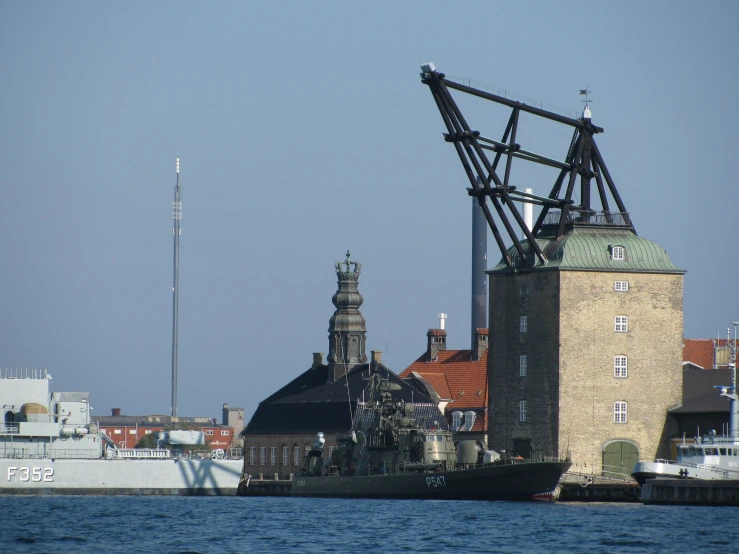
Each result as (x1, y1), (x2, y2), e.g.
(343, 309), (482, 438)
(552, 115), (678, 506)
(171, 158), (182, 417)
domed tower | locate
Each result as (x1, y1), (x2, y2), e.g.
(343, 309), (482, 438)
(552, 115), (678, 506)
(327, 251), (367, 382)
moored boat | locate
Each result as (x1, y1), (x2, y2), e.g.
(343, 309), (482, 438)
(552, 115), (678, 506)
(290, 373), (570, 501)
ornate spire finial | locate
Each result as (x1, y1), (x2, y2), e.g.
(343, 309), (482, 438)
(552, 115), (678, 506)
(335, 250), (362, 279)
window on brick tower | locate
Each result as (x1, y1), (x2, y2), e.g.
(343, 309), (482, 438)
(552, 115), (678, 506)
(520, 354), (528, 377)
(615, 280), (629, 292)
(615, 316), (628, 332)
(520, 316), (528, 333)
(519, 400), (527, 422)
(614, 356), (628, 378)
(614, 401), (627, 423)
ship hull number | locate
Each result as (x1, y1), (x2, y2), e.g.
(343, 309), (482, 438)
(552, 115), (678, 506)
(426, 475), (447, 488)
(7, 467), (54, 482)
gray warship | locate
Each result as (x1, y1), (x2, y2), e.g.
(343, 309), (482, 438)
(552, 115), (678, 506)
(0, 369), (242, 495)
(293, 373), (570, 501)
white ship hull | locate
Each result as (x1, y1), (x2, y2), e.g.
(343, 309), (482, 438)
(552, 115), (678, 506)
(0, 458), (243, 495)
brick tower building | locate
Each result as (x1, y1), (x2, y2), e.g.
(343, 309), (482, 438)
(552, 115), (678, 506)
(487, 225), (685, 475)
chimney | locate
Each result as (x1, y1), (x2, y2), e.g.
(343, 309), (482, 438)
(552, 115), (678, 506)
(427, 329), (447, 361)
(371, 351), (382, 365)
(312, 352), (323, 369)
(473, 328), (489, 361)
(471, 197), (487, 350)
(111, 408), (121, 417)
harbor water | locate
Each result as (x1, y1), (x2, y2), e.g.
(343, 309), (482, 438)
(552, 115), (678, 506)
(1, 495), (737, 553)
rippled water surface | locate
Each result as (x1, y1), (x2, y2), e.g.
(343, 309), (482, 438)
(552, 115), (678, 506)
(1, 496), (737, 553)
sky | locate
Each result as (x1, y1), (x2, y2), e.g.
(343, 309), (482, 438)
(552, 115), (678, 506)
(1, 1), (737, 422)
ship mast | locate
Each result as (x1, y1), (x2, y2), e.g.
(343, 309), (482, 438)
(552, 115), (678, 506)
(171, 158), (182, 417)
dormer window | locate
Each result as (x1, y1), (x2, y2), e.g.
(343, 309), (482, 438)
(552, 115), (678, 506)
(611, 245), (625, 261)
(463, 411), (476, 431)
(452, 411), (463, 430)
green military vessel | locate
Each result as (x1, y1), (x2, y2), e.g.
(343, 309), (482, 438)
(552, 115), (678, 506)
(293, 374), (570, 501)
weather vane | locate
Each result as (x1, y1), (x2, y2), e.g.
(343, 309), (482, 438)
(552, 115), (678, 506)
(579, 87), (593, 106)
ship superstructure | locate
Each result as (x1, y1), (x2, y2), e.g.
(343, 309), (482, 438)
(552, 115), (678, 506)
(0, 369), (242, 495)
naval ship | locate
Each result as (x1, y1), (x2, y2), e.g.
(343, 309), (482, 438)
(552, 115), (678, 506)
(292, 373), (571, 501)
(0, 369), (242, 495)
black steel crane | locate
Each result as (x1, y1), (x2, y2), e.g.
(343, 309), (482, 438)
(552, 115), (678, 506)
(420, 63), (633, 268)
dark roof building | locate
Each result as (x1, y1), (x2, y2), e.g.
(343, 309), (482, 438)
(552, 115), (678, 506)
(241, 252), (440, 478)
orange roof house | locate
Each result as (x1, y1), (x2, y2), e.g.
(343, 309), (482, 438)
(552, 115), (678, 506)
(683, 338), (735, 369)
(400, 327), (489, 442)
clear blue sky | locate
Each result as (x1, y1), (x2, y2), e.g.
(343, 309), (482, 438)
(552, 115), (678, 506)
(1, 1), (737, 421)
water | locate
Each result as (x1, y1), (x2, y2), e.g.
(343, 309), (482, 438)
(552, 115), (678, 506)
(1, 496), (737, 553)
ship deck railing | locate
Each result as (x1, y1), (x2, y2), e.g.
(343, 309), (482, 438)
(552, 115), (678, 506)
(0, 449), (103, 460)
(0, 425), (20, 435)
(637, 458), (739, 479)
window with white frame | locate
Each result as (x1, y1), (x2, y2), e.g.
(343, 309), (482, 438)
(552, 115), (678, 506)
(205, 430), (214, 436)
(464, 411), (476, 431)
(615, 316), (628, 332)
(282, 446), (289, 466)
(614, 401), (627, 423)
(520, 315), (528, 333)
(249, 446), (256, 465)
(614, 356), (628, 378)
(519, 354), (528, 377)
(519, 400), (527, 422)
(221, 430), (229, 436)
(129, 429), (136, 435)
(259, 446), (266, 465)
(612, 245), (625, 261)
(452, 411), (463, 430)
(113, 429), (122, 435)
(614, 280), (629, 292)
(293, 445), (300, 466)
(270, 446), (276, 466)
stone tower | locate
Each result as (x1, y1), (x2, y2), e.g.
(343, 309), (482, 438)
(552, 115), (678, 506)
(487, 223), (685, 475)
(327, 251), (367, 382)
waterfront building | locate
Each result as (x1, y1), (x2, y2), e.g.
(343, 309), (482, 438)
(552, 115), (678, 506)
(94, 408), (238, 451)
(400, 326), (489, 447)
(240, 252), (439, 479)
(487, 223), (685, 476)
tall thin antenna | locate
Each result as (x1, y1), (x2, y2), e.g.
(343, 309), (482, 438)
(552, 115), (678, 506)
(171, 157), (182, 417)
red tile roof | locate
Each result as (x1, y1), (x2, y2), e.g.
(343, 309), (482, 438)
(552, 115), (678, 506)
(683, 338), (734, 370)
(400, 348), (488, 432)
(427, 329), (448, 337)
(410, 372), (452, 400)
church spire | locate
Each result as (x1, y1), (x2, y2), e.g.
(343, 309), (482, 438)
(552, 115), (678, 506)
(327, 251), (367, 382)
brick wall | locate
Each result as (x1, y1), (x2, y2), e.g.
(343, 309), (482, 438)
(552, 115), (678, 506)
(488, 268), (683, 473)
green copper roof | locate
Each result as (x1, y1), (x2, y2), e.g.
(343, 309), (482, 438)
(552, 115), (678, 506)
(491, 228), (685, 274)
